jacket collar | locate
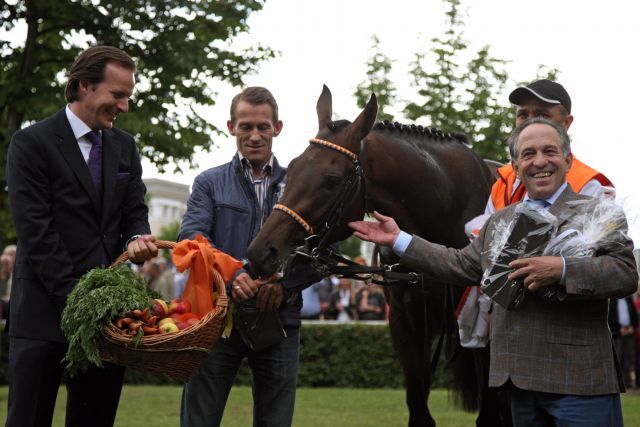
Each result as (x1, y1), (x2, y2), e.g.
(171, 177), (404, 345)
(547, 185), (581, 228)
(54, 108), (121, 219)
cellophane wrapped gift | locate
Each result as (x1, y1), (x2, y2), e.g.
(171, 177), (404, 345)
(537, 197), (629, 301)
(481, 204), (556, 310)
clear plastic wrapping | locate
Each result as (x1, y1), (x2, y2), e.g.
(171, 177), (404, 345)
(481, 203), (556, 309)
(481, 196), (629, 309)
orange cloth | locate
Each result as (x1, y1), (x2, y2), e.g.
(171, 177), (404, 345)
(172, 235), (244, 317)
(490, 157), (613, 210)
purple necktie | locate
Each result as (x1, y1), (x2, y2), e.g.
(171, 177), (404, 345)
(85, 130), (102, 194)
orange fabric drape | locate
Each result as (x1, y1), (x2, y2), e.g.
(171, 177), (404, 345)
(172, 234), (244, 317)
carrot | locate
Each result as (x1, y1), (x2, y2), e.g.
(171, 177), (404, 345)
(142, 326), (158, 335)
(121, 317), (135, 326)
(129, 321), (143, 332)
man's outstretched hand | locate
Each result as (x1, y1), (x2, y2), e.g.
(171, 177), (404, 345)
(348, 211), (401, 247)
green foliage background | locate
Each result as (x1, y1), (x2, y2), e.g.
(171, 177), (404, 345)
(0, 0), (274, 248)
(354, 0), (559, 165)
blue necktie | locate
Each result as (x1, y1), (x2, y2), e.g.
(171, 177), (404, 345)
(527, 199), (550, 210)
(85, 130), (102, 194)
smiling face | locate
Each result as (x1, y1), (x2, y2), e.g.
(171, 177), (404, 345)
(70, 61), (135, 130)
(512, 122), (573, 200)
(227, 101), (283, 173)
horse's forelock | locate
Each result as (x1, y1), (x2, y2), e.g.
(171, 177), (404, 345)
(326, 119), (351, 133)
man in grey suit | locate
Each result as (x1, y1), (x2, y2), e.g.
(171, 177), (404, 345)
(349, 118), (638, 427)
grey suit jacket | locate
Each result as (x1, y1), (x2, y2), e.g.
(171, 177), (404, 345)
(401, 186), (638, 395)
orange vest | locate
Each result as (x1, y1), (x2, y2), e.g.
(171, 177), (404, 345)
(490, 157), (613, 210)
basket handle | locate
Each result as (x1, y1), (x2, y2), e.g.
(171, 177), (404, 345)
(109, 240), (229, 311)
(110, 240), (177, 269)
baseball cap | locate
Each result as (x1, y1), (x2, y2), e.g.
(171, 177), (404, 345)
(509, 79), (572, 113)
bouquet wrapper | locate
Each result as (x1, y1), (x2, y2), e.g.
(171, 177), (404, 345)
(173, 234), (244, 318)
(537, 197), (628, 301)
(481, 205), (556, 310)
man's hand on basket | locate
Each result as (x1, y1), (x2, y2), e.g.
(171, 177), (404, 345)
(127, 234), (158, 263)
(256, 274), (283, 312)
(232, 272), (259, 302)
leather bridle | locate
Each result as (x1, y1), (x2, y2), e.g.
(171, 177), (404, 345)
(273, 137), (362, 257)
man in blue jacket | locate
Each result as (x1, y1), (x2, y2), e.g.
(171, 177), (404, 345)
(179, 87), (301, 427)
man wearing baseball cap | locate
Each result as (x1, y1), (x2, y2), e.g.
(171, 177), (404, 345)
(487, 79), (613, 212)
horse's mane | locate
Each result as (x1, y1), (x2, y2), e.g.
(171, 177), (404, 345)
(372, 120), (469, 145)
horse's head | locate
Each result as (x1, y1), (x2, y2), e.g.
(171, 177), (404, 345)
(246, 85), (378, 277)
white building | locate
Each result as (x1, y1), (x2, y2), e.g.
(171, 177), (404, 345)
(143, 178), (190, 236)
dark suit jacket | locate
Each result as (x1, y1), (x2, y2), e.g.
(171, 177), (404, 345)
(6, 108), (150, 342)
(608, 296), (639, 338)
(400, 186), (638, 395)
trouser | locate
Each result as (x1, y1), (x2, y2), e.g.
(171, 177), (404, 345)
(5, 337), (125, 427)
(614, 335), (634, 387)
(181, 327), (300, 427)
(510, 388), (623, 427)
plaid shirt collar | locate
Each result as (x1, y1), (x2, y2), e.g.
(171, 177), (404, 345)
(237, 152), (274, 180)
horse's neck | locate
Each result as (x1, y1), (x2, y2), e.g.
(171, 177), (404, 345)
(362, 132), (487, 245)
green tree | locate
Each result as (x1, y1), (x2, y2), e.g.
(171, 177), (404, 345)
(404, 0), (512, 162)
(339, 235), (362, 261)
(157, 220), (181, 261)
(157, 220), (181, 243)
(354, 35), (396, 122)
(0, 0), (274, 246)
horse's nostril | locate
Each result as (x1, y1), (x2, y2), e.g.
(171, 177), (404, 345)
(267, 244), (279, 260)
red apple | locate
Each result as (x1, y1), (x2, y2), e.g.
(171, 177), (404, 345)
(185, 317), (199, 327)
(178, 312), (199, 322)
(169, 298), (192, 315)
(176, 321), (190, 330)
(151, 299), (169, 317)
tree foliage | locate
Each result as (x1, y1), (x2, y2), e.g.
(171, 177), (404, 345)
(354, 0), (563, 165)
(354, 36), (396, 122)
(0, 0), (274, 246)
(403, 0), (512, 162)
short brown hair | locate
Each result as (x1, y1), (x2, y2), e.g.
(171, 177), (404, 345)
(229, 86), (279, 123)
(65, 45), (136, 102)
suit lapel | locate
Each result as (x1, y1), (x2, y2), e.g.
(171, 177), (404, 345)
(548, 186), (581, 228)
(54, 110), (101, 213)
(101, 129), (121, 225)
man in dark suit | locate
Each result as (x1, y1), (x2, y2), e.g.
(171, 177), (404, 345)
(349, 118), (638, 427)
(5, 45), (158, 427)
(609, 296), (639, 388)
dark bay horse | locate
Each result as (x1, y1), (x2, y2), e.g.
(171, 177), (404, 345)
(247, 86), (505, 427)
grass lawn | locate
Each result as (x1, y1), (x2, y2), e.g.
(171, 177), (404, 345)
(1, 385), (639, 426)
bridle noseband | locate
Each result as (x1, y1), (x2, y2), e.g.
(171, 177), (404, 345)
(273, 137), (422, 287)
(273, 137), (362, 257)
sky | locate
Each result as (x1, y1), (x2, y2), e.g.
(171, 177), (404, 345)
(144, 0), (640, 247)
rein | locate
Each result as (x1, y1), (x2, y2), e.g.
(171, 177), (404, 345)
(275, 137), (423, 287)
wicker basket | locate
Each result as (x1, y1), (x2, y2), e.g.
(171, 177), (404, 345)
(97, 240), (228, 382)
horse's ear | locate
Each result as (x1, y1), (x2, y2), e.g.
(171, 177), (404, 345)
(351, 93), (378, 142)
(317, 84), (332, 130)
